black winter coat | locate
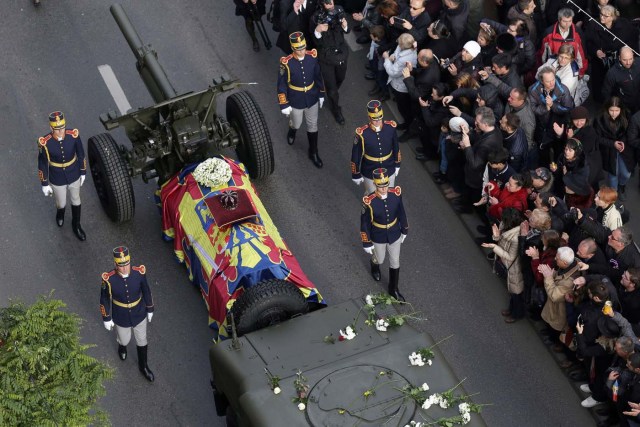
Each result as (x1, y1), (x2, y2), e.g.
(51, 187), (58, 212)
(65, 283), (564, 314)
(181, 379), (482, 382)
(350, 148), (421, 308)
(234, 0), (266, 18)
(594, 115), (634, 175)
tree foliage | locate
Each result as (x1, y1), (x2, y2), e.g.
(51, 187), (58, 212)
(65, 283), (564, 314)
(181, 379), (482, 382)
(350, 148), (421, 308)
(0, 293), (113, 426)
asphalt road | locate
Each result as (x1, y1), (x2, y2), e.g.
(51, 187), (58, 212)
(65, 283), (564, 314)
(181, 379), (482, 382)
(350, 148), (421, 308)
(1, 1), (628, 426)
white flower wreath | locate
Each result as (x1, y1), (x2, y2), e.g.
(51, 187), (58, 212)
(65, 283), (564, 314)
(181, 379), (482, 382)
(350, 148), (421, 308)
(192, 158), (232, 189)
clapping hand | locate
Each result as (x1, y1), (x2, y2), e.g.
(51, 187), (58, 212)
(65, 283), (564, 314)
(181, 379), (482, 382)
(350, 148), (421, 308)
(537, 263), (554, 278)
(525, 246), (539, 259)
(418, 97), (429, 107)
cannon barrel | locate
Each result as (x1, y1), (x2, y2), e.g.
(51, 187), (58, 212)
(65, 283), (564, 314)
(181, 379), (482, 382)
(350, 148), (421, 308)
(110, 3), (177, 104)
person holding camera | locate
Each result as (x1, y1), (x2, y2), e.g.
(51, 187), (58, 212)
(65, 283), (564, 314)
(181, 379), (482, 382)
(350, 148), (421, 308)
(311, 0), (350, 125)
(234, 0), (267, 52)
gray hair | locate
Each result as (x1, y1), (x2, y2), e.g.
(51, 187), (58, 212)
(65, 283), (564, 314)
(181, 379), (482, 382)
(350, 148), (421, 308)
(557, 246), (575, 265)
(616, 225), (633, 247)
(537, 65), (556, 81)
(475, 106), (495, 127)
(617, 336), (635, 354)
(558, 8), (574, 20)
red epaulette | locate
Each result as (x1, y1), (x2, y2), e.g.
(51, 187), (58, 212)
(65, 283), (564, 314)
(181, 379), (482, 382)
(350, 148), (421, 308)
(355, 124), (368, 136)
(384, 120), (397, 128)
(101, 270), (116, 282)
(38, 134), (52, 147)
(132, 265), (146, 275)
(306, 49), (317, 58)
(388, 186), (401, 196)
(66, 128), (79, 138)
(280, 54), (293, 64)
(362, 193), (376, 205)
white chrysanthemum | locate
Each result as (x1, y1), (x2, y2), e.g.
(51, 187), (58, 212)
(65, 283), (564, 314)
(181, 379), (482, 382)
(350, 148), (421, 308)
(459, 402), (470, 413)
(298, 402), (306, 411)
(193, 158), (232, 188)
(273, 387), (281, 395)
(340, 326), (356, 340)
(421, 383), (429, 391)
(365, 295), (374, 306)
(462, 412), (471, 424)
(439, 399), (449, 409)
(421, 399), (432, 410)
(427, 359), (433, 366)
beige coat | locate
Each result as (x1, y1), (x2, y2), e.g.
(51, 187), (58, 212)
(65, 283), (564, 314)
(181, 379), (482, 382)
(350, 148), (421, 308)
(492, 226), (524, 294)
(541, 263), (581, 331)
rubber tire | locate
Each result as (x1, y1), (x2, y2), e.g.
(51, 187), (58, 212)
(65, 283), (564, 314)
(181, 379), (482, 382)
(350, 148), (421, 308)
(87, 133), (135, 222)
(211, 378), (229, 417)
(230, 279), (308, 336)
(226, 91), (274, 179)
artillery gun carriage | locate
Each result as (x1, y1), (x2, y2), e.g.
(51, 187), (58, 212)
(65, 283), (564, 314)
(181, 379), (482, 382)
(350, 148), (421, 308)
(88, 4), (274, 222)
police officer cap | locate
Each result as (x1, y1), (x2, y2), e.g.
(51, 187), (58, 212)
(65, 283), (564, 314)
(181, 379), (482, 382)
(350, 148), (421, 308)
(113, 246), (131, 266)
(372, 168), (390, 187)
(49, 111), (66, 129)
(367, 100), (384, 120)
(289, 32), (307, 51)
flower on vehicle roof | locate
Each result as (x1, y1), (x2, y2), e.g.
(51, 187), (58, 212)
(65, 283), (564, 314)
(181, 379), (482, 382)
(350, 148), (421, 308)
(339, 325), (356, 340)
(375, 318), (389, 332)
(292, 370), (309, 410)
(264, 368), (281, 394)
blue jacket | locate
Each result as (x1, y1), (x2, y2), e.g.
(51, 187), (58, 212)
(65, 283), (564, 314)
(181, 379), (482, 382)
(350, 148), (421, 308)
(361, 187), (408, 247)
(277, 50), (325, 110)
(351, 121), (401, 180)
(37, 129), (86, 186)
(100, 265), (154, 328)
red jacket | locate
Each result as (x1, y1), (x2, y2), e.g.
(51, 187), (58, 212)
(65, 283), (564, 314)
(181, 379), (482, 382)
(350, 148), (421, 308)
(488, 187), (528, 220)
(537, 22), (588, 76)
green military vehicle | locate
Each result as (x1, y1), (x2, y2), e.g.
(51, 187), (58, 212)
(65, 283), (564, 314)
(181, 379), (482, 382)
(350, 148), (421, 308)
(209, 297), (487, 427)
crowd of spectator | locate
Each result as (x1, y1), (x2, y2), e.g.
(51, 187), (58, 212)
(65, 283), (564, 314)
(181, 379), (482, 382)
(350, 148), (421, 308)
(267, 0), (640, 423)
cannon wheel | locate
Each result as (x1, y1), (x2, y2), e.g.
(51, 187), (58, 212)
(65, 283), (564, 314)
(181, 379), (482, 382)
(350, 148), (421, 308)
(230, 279), (308, 336)
(226, 91), (274, 179)
(87, 133), (135, 222)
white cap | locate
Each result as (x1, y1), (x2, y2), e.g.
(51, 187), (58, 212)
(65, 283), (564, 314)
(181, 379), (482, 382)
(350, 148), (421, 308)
(463, 40), (481, 58)
(449, 117), (468, 132)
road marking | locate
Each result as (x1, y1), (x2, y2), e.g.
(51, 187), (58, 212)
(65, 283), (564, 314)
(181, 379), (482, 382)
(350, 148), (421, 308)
(344, 31), (363, 52)
(98, 64), (132, 115)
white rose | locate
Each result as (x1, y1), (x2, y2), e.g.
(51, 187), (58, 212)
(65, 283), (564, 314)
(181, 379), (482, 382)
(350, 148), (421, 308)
(298, 402), (306, 411)
(365, 295), (374, 306)
(427, 359), (433, 366)
(273, 387), (281, 395)
(421, 382), (429, 391)
(421, 399), (432, 410)
(439, 400), (449, 409)
(462, 412), (471, 424)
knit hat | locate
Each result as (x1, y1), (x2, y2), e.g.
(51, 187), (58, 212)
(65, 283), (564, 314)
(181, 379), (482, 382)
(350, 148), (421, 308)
(463, 41), (481, 58)
(570, 106), (589, 121)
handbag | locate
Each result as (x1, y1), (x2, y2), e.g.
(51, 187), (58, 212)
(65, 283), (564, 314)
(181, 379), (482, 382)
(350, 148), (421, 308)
(559, 327), (577, 352)
(492, 255), (517, 279)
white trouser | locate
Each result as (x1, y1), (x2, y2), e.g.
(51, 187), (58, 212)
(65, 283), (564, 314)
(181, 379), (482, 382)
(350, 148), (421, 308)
(51, 178), (81, 208)
(372, 238), (402, 269)
(289, 102), (319, 132)
(115, 318), (148, 346)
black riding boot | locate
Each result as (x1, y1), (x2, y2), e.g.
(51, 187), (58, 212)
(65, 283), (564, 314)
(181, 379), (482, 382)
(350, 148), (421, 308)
(245, 19), (260, 52)
(118, 344), (127, 361)
(287, 127), (297, 145)
(137, 345), (155, 382)
(370, 259), (381, 281)
(71, 205), (86, 241)
(388, 268), (405, 302)
(56, 207), (65, 227)
(307, 131), (323, 168)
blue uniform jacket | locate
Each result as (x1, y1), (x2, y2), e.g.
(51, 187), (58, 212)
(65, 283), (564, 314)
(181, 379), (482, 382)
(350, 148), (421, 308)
(361, 187), (408, 247)
(100, 265), (154, 328)
(277, 49), (325, 110)
(351, 121), (401, 180)
(37, 129), (86, 186)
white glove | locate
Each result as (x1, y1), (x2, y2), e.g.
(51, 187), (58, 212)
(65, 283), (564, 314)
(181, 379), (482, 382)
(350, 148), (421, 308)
(80, 175), (85, 186)
(147, 313), (153, 322)
(364, 246), (374, 254)
(281, 106), (293, 116)
(319, 98), (325, 109)
(42, 185), (53, 197)
(103, 320), (115, 331)
(352, 177), (364, 186)
(394, 168), (400, 178)
(401, 234), (407, 243)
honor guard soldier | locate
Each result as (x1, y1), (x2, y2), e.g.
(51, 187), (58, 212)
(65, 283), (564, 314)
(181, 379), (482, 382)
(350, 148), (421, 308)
(100, 246), (156, 382)
(351, 101), (401, 194)
(277, 31), (326, 168)
(37, 111), (87, 241)
(361, 168), (408, 301)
